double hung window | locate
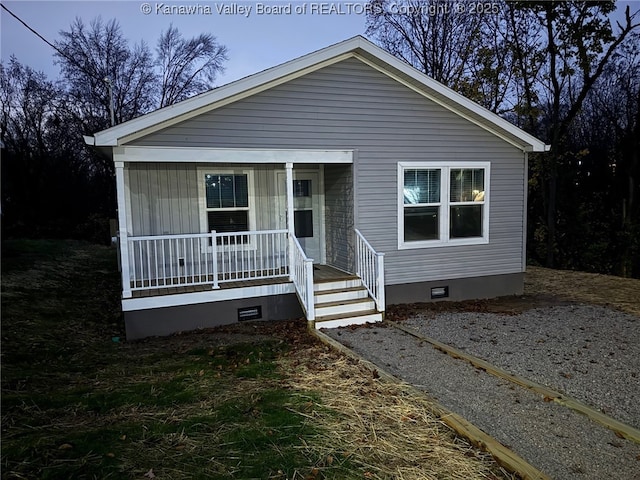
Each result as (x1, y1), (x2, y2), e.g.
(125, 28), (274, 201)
(199, 170), (255, 245)
(399, 162), (489, 248)
(205, 173), (249, 233)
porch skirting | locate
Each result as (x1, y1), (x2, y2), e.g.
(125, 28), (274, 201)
(124, 293), (303, 340)
(385, 272), (524, 305)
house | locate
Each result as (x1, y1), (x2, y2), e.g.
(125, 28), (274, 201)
(85, 36), (548, 340)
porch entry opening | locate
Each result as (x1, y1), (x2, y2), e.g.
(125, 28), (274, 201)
(277, 170), (323, 263)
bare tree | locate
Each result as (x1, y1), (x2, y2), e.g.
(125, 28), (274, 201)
(522, 2), (640, 267)
(581, 34), (640, 276)
(54, 16), (157, 129)
(0, 57), (99, 237)
(156, 25), (228, 107)
(366, 0), (512, 111)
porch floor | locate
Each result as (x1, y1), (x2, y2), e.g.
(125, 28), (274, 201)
(313, 264), (358, 282)
(130, 265), (355, 299)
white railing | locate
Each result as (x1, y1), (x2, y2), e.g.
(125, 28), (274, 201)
(355, 229), (385, 312)
(127, 230), (288, 292)
(289, 234), (315, 321)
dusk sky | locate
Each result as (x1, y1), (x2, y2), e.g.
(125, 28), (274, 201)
(1, 0), (367, 85)
(1, 1), (638, 88)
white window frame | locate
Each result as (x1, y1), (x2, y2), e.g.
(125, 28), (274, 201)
(197, 167), (256, 250)
(398, 162), (490, 249)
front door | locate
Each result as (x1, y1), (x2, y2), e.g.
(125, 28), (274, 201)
(277, 170), (324, 263)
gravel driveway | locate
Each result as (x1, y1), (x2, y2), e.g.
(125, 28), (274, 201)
(323, 304), (640, 480)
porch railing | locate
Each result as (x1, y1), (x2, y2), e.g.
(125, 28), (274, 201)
(126, 230), (288, 293)
(289, 234), (315, 321)
(355, 229), (385, 312)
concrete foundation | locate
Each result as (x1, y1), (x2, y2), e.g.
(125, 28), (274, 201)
(125, 293), (304, 340)
(386, 272), (524, 304)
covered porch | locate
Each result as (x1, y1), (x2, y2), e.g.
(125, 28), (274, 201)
(121, 229), (384, 327)
(114, 146), (385, 327)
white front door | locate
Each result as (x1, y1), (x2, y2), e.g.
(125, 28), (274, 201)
(277, 170), (324, 263)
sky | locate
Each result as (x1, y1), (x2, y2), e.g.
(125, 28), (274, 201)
(1, 1), (639, 88)
(1, 0), (368, 85)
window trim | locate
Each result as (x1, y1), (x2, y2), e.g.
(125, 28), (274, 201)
(197, 167), (256, 248)
(398, 162), (490, 249)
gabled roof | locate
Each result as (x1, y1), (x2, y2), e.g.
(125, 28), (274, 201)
(86, 36), (548, 152)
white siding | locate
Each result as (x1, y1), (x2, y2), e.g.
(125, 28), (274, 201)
(130, 57), (526, 284)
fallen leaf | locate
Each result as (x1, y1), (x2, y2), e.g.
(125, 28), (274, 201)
(119, 435), (127, 441)
(106, 452), (115, 458)
(58, 443), (73, 450)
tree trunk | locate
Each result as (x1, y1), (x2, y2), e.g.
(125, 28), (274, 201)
(546, 157), (558, 268)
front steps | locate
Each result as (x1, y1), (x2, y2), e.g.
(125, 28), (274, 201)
(313, 276), (383, 329)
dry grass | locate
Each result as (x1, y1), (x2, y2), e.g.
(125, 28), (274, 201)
(525, 266), (640, 316)
(1, 239), (515, 479)
(281, 343), (515, 480)
(17, 241), (637, 478)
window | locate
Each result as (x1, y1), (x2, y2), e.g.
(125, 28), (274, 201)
(403, 169), (441, 241)
(398, 162), (489, 248)
(449, 168), (484, 239)
(205, 173), (248, 233)
(200, 172), (254, 244)
(292, 179), (313, 238)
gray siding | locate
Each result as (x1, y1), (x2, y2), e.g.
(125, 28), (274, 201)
(128, 163), (281, 236)
(324, 164), (354, 272)
(130, 57), (526, 284)
(128, 163), (199, 236)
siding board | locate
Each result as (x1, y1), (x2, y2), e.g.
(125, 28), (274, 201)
(130, 57), (526, 284)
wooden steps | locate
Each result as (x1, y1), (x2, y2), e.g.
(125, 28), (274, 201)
(313, 276), (382, 329)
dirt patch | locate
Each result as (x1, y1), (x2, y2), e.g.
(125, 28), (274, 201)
(385, 266), (639, 321)
(525, 266), (640, 316)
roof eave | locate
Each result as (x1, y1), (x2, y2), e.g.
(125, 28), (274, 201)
(92, 36), (368, 147)
(354, 41), (549, 154)
(91, 35), (548, 153)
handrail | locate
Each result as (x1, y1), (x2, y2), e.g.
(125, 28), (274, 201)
(355, 229), (385, 312)
(127, 230), (289, 292)
(289, 234), (315, 321)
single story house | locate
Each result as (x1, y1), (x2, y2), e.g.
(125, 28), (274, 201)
(85, 36), (548, 340)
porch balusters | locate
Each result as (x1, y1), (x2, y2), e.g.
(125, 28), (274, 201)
(126, 230), (288, 294)
(289, 234), (315, 321)
(355, 229), (385, 313)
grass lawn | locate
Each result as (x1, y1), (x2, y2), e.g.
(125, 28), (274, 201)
(1, 240), (513, 479)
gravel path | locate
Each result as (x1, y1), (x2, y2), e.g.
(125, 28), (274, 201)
(404, 304), (640, 429)
(323, 304), (640, 480)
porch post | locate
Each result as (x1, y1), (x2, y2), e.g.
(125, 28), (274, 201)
(115, 161), (132, 299)
(376, 252), (385, 312)
(286, 162), (295, 278)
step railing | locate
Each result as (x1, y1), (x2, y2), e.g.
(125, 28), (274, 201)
(127, 230), (288, 293)
(355, 229), (385, 312)
(289, 234), (315, 321)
